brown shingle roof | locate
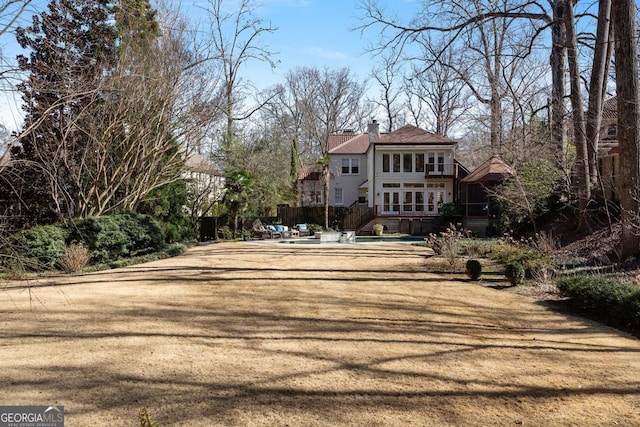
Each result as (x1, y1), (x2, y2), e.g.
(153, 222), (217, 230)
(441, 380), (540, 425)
(460, 155), (514, 183)
(328, 131), (359, 151)
(328, 133), (369, 154)
(377, 124), (457, 145)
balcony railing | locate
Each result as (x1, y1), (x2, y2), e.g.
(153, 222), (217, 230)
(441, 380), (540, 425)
(375, 205), (439, 216)
(425, 163), (458, 178)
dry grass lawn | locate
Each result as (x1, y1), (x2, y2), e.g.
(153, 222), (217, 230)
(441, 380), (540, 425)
(1, 241), (639, 426)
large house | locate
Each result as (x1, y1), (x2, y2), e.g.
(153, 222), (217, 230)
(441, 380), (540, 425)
(299, 121), (471, 233)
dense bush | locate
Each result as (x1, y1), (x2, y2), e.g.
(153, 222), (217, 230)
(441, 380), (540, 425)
(217, 225), (233, 240)
(477, 240), (555, 280)
(556, 275), (640, 330)
(137, 180), (190, 243)
(307, 223), (323, 234)
(13, 224), (68, 270)
(69, 213), (165, 264)
(504, 261), (525, 285)
(465, 259), (482, 280)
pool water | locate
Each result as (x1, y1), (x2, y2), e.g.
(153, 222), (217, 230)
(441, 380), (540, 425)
(279, 235), (424, 245)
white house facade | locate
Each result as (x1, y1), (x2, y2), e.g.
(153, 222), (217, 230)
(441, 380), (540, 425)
(327, 121), (460, 218)
(327, 132), (369, 208)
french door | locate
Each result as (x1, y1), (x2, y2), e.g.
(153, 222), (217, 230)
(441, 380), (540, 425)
(382, 185), (445, 214)
(401, 191), (425, 213)
(426, 190), (444, 214)
(383, 191), (400, 213)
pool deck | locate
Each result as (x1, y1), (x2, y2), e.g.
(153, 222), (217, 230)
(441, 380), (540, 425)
(245, 234), (425, 246)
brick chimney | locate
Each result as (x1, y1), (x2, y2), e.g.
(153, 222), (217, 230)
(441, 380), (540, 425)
(368, 119), (380, 143)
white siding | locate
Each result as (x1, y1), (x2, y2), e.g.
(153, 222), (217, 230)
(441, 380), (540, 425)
(329, 153), (367, 207)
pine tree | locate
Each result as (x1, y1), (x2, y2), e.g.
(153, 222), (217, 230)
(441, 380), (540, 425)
(116, 0), (160, 49)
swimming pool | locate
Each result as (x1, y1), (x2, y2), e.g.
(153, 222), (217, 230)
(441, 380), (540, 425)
(278, 235), (425, 245)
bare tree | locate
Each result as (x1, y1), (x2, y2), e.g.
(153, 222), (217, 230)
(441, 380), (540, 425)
(564, 0), (591, 231)
(584, 0), (613, 185)
(369, 52), (402, 132)
(202, 0), (277, 149)
(404, 42), (469, 137)
(549, 0), (567, 177)
(6, 2), (221, 219)
(76, 4), (219, 216)
(359, 0), (551, 155)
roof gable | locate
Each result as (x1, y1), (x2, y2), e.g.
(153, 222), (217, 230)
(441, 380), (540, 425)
(460, 155), (514, 183)
(328, 133), (369, 154)
(377, 124), (457, 145)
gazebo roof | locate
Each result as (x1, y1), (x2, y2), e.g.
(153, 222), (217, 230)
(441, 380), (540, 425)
(460, 155), (514, 184)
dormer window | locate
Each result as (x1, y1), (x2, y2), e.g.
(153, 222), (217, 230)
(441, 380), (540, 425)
(607, 125), (617, 137)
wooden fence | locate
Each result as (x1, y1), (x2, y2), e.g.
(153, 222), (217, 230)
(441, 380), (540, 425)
(276, 206), (374, 231)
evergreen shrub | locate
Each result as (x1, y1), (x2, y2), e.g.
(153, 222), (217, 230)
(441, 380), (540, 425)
(505, 261), (525, 285)
(69, 213), (164, 264)
(217, 225), (233, 240)
(465, 259), (482, 280)
(307, 224), (323, 234)
(13, 224), (68, 270)
(556, 275), (640, 330)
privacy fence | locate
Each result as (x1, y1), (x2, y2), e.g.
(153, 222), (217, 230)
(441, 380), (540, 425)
(276, 206), (374, 231)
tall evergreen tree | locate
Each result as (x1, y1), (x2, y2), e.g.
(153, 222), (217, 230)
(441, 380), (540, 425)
(116, 0), (160, 49)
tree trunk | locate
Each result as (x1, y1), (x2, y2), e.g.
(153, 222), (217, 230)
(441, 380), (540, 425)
(490, 93), (502, 155)
(322, 164), (330, 230)
(550, 1), (567, 183)
(585, 0), (612, 187)
(564, 0), (591, 231)
(612, 0), (640, 258)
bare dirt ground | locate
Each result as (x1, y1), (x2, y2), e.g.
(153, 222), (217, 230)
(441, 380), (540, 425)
(1, 240), (640, 426)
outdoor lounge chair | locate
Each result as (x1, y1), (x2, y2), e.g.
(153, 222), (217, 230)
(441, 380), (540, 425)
(252, 219), (281, 239)
(295, 223), (310, 237)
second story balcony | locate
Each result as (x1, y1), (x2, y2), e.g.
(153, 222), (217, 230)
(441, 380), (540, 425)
(425, 163), (458, 178)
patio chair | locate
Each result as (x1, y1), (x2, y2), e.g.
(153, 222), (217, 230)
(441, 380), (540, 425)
(252, 219), (281, 239)
(295, 223), (311, 237)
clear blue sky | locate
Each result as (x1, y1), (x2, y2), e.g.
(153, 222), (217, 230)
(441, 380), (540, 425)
(0, 0), (420, 130)
(183, 0), (420, 88)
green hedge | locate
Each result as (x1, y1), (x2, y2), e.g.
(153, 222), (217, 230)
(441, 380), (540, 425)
(9, 213), (168, 272)
(12, 224), (69, 270)
(556, 275), (640, 330)
(68, 213), (165, 264)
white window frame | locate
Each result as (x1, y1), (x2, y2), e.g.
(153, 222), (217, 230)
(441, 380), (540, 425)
(341, 158), (360, 175)
(334, 188), (343, 205)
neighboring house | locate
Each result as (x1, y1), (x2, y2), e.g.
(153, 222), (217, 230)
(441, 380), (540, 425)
(298, 170), (324, 207)
(598, 96), (619, 202)
(299, 120), (470, 233)
(183, 151), (224, 217)
(327, 130), (369, 208)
